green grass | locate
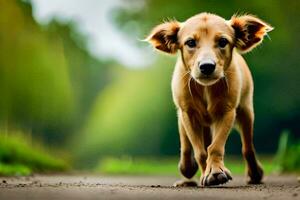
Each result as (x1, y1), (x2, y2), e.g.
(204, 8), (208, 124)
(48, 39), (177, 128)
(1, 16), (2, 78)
(275, 130), (300, 173)
(96, 156), (278, 176)
(96, 157), (178, 175)
(0, 130), (70, 176)
(0, 163), (31, 176)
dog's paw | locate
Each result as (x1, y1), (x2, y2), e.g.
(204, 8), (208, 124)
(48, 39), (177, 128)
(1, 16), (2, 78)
(179, 156), (199, 179)
(173, 180), (198, 187)
(200, 162), (232, 186)
(247, 162), (264, 184)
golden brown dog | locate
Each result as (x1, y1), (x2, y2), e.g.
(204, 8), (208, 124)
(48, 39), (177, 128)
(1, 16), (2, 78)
(146, 13), (273, 186)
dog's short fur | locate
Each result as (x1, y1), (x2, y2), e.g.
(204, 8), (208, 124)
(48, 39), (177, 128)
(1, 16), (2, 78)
(146, 13), (273, 186)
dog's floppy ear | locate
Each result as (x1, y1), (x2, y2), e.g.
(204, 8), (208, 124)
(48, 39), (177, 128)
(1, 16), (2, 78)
(230, 14), (273, 53)
(146, 21), (181, 54)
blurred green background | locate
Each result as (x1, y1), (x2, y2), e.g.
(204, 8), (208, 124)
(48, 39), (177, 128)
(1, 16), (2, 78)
(0, 0), (299, 176)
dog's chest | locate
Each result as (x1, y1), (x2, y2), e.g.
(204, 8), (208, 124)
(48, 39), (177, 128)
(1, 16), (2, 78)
(192, 83), (212, 110)
(191, 81), (227, 121)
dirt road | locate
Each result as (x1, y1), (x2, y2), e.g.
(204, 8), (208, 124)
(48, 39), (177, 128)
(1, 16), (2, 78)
(0, 175), (299, 200)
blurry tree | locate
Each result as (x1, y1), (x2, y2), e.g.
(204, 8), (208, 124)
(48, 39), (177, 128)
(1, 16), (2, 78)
(75, 58), (178, 167)
(0, 0), (75, 140)
(45, 21), (114, 141)
(0, 0), (113, 145)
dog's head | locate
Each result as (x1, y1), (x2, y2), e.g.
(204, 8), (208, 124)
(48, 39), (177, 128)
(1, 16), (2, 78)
(146, 13), (273, 86)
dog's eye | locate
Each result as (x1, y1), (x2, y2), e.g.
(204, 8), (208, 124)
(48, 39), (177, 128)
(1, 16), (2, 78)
(218, 38), (229, 48)
(185, 39), (196, 48)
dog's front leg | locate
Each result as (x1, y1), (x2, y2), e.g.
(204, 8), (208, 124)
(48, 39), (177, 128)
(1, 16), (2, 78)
(201, 110), (235, 186)
(173, 113), (199, 187)
(180, 109), (208, 172)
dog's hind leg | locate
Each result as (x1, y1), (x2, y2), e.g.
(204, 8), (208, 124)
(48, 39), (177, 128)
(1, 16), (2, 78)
(236, 106), (264, 184)
(203, 126), (212, 154)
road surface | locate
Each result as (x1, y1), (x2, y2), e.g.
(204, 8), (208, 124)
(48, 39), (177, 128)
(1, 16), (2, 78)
(0, 175), (299, 199)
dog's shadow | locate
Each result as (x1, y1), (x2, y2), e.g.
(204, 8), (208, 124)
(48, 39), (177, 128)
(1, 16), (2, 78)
(199, 185), (252, 189)
(145, 183), (263, 190)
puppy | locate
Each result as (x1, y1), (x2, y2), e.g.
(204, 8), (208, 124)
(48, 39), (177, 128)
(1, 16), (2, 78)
(146, 13), (273, 186)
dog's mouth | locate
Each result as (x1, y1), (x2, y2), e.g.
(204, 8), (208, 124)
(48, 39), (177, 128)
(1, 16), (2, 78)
(194, 75), (221, 86)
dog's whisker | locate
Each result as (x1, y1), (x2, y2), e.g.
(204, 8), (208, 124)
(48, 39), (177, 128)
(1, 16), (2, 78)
(188, 76), (195, 103)
(182, 71), (191, 88)
(180, 70), (191, 81)
(222, 73), (229, 94)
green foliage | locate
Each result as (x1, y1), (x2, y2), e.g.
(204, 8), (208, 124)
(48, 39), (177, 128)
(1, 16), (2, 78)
(0, 0), (75, 126)
(75, 58), (178, 167)
(281, 145), (300, 172)
(0, 163), (31, 176)
(97, 157), (178, 175)
(0, 0), (112, 144)
(0, 130), (69, 176)
(275, 131), (300, 173)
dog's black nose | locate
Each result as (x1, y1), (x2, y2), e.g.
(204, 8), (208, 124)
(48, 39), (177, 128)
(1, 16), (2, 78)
(199, 61), (216, 75)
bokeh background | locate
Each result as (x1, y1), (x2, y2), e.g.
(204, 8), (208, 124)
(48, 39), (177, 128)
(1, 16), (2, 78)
(0, 0), (299, 176)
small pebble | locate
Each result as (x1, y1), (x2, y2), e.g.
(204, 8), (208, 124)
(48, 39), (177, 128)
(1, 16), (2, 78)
(150, 185), (161, 188)
(292, 193), (298, 197)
